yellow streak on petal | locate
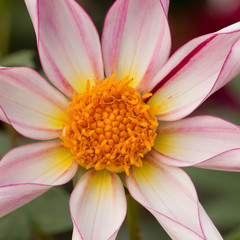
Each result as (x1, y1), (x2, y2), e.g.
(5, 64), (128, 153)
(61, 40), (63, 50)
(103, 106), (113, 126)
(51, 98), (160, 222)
(132, 159), (157, 183)
(90, 170), (112, 200)
(147, 95), (173, 116)
(154, 133), (180, 156)
(71, 73), (96, 95)
(41, 107), (68, 130)
(50, 147), (74, 174)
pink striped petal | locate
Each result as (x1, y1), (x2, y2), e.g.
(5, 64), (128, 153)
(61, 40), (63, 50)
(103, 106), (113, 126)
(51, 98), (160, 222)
(193, 149), (240, 171)
(0, 140), (78, 217)
(25, 0), (38, 34)
(72, 227), (83, 240)
(148, 22), (240, 120)
(160, 0), (170, 15)
(126, 156), (223, 240)
(102, 0), (171, 92)
(70, 170), (126, 240)
(0, 106), (9, 123)
(24, 0), (104, 97)
(198, 204), (223, 239)
(152, 115), (240, 168)
(0, 67), (67, 140)
(0, 184), (50, 219)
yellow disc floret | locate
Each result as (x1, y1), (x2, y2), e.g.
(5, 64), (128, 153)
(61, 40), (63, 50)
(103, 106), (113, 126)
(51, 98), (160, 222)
(59, 75), (158, 175)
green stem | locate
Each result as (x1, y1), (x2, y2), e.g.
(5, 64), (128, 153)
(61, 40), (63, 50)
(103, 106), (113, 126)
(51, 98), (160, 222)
(126, 194), (141, 240)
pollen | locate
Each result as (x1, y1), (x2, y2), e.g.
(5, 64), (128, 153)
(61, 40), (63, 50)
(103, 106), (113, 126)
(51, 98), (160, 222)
(59, 75), (158, 175)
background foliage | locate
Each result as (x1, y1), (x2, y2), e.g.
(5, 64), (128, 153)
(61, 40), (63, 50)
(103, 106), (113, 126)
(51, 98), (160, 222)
(0, 0), (240, 239)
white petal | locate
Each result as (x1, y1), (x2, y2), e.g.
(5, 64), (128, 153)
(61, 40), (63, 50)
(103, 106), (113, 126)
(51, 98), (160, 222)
(0, 140), (78, 217)
(148, 22), (240, 120)
(0, 184), (50, 218)
(0, 106), (9, 123)
(198, 204), (223, 240)
(194, 149), (240, 171)
(152, 115), (240, 168)
(24, 0), (104, 96)
(160, 0), (170, 15)
(0, 67), (68, 139)
(102, 0), (171, 91)
(70, 170), (126, 240)
(126, 156), (222, 239)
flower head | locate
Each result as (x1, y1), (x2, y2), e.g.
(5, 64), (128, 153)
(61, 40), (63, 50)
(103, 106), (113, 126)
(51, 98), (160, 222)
(1, 0), (240, 239)
(60, 75), (158, 175)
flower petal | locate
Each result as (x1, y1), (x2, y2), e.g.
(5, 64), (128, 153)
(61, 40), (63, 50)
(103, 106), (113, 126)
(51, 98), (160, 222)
(198, 204), (223, 239)
(0, 140), (78, 217)
(126, 156), (223, 239)
(152, 115), (240, 168)
(70, 170), (126, 240)
(0, 67), (68, 140)
(193, 149), (240, 171)
(160, 0), (170, 15)
(24, 0), (104, 97)
(0, 106), (9, 124)
(102, 0), (171, 91)
(148, 22), (240, 120)
(0, 140), (77, 186)
(0, 184), (50, 219)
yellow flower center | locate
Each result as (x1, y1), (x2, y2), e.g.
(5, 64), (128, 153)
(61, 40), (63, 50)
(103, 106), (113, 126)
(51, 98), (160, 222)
(59, 75), (158, 175)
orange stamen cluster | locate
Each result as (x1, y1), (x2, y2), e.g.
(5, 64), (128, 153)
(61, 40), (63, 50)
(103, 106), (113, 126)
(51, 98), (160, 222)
(59, 75), (158, 175)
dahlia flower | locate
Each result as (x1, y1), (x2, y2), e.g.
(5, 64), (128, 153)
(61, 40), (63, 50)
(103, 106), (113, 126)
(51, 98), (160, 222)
(1, 0), (240, 239)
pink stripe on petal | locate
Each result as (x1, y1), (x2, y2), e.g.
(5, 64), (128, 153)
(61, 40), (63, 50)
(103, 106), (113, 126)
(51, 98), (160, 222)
(149, 35), (216, 94)
(0, 67), (68, 140)
(198, 204), (223, 239)
(211, 38), (240, 93)
(70, 170), (126, 240)
(0, 141), (77, 218)
(0, 67), (67, 109)
(148, 23), (240, 120)
(0, 105), (9, 124)
(25, 0), (38, 35)
(24, 0), (104, 97)
(153, 115), (240, 168)
(0, 183), (50, 218)
(40, 44), (74, 94)
(0, 140), (78, 218)
(0, 140), (77, 186)
(160, 0), (170, 15)
(102, 0), (171, 92)
(194, 148), (240, 171)
(72, 226), (83, 240)
(126, 156), (222, 239)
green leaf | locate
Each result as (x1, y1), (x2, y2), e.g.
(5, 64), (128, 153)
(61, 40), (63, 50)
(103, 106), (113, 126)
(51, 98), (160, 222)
(205, 195), (240, 229)
(186, 168), (240, 195)
(0, 209), (31, 240)
(228, 74), (240, 102)
(25, 187), (73, 235)
(225, 227), (240, 240)
(0, 50), (36, 68)
(0, 130), (11, 158)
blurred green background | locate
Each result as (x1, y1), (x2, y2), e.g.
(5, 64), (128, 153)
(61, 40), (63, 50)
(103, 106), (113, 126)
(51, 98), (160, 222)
(0, 0), (240, 239)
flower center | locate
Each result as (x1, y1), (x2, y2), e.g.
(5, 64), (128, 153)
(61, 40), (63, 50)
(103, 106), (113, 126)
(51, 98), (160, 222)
(59, 75), (158, 175)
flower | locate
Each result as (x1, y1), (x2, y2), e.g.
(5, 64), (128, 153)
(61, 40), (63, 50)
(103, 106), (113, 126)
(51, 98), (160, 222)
(0, 0), (240, 239)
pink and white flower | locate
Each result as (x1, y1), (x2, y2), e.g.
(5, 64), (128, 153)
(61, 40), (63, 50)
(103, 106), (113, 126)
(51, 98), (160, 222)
(1, 0), (240, 239)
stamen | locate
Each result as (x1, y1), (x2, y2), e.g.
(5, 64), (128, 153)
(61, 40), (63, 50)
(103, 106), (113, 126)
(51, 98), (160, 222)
(59, 75), (158, 175)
